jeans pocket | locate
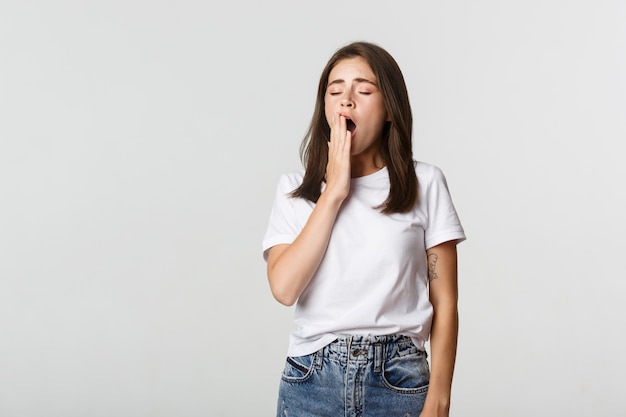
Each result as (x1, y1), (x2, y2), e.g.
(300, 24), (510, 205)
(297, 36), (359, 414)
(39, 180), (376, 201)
(381, 351), (429, 394)
(281, 352), (316, 383)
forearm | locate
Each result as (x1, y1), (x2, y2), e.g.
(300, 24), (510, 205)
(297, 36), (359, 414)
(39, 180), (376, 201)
(267, 192), (343, 306)
(424, 303), (458, 413)
(421, 240), (459, 417)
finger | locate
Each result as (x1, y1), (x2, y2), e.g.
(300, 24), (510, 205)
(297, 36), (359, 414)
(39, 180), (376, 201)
(331, 113), (347, 144)
(338, 113), (347, 137)
(328, 113), (336, 142)
(343, 129), (352, 153)
(331, 112), (342, 131)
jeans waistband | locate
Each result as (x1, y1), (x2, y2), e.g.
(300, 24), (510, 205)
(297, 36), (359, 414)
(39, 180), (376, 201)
(331, 334), (413, 347)
(317, 334), (425, 370)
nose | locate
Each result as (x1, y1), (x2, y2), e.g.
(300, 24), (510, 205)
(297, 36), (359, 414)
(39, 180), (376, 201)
(340, 97), (354, 108)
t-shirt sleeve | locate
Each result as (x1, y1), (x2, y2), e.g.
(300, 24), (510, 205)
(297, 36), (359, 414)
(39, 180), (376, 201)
(262, 175), (302, 261)
(424, 166), (466, 249)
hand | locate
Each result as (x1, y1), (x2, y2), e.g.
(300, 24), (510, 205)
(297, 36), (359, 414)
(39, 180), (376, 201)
(419, 407), (449, 417)
(419, 409), (448, 417)
(419, 399), (450, 417)
(324, 112), (352, 203)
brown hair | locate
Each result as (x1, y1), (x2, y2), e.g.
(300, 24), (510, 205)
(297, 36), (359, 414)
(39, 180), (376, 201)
(291, 41), (418, 213)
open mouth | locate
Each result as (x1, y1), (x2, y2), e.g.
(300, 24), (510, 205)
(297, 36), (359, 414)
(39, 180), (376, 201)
(346, 118), (357, 134)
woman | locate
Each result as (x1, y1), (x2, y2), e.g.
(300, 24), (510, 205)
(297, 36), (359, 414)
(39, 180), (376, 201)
(262, 41), (466, 417)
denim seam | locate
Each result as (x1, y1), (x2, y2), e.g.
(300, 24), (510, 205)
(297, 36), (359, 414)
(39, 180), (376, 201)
(286, 357), (309, 374)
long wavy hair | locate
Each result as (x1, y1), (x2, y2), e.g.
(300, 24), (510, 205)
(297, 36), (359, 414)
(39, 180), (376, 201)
(291, 41), (418, 213)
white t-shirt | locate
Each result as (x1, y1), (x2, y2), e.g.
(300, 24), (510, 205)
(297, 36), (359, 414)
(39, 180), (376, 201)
(262, 161), (466, 357)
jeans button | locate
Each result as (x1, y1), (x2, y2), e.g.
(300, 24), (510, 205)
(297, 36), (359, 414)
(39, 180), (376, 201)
(352, 349), (361, 357)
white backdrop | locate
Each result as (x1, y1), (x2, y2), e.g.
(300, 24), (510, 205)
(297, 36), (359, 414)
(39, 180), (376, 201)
(1, 1), (625, 416)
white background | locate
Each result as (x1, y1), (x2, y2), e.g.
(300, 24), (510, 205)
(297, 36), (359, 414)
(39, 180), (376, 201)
(1, 1), (625, 416)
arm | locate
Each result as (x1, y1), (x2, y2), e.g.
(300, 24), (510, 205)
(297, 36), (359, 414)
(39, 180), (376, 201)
(267, 114), (352, 306)
(266, 192), (342, 306)
(421, 240), (459, 417)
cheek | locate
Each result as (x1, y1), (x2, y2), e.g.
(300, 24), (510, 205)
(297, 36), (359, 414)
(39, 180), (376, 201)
(325, 95), (341, 117)
(324, 104), (333, 125)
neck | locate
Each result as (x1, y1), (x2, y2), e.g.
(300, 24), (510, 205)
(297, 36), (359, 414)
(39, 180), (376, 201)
(350, 153), (385, 178)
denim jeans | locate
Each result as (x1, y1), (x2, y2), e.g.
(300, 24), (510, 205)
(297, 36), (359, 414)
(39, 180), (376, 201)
(277, 335), (429, 417)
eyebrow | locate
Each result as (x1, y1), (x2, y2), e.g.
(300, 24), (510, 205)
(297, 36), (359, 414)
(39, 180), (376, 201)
(327, 78), (378, 87)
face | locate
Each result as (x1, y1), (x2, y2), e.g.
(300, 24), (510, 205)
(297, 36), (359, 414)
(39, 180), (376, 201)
(324, 57), (389, 159)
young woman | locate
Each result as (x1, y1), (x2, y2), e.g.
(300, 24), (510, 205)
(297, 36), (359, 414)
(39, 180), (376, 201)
(262, 41), (466, 417)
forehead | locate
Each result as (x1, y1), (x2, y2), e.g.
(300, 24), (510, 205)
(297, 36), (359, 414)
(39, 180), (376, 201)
(328, 56), (376, 82)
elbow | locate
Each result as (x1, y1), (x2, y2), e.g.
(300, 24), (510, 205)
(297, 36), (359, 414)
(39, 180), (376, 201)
(275, 295), (297, 307)
(267, 264), (300, 306)
(270, 285), (298, 306)
(266, 246), (302, 306)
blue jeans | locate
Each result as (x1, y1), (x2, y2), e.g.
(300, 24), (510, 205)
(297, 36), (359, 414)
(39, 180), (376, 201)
(277, 335), (429, 417)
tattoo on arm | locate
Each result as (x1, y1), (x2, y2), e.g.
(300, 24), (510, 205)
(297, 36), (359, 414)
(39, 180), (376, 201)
(427, 253), (439, 281)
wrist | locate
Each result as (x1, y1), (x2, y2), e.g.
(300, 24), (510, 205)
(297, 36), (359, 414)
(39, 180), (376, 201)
(318, 187), (347, 208)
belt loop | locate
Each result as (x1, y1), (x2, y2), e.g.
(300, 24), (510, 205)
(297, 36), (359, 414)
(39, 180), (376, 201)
(314, 347), (323, 370)
(374, 343), (382, 373)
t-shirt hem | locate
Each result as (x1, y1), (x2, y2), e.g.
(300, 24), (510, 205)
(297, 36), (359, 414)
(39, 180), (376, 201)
(288, 333), (339, 357)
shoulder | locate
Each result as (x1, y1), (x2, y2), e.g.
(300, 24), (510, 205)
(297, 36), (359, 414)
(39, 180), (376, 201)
(413, 160), (446, 183)
(276, 168), (306, 193)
